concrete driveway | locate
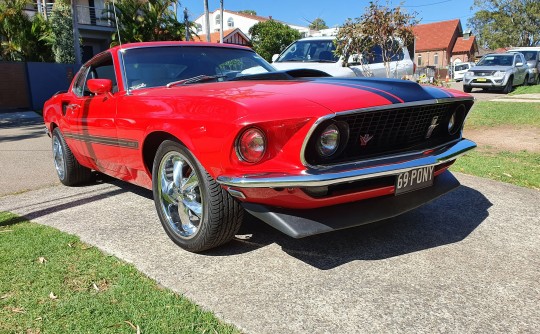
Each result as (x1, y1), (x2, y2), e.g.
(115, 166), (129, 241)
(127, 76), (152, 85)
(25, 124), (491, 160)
(1, 112), (539, 333)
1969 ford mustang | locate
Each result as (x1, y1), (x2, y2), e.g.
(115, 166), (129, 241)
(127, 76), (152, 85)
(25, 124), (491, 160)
(44, 42), (476, 252)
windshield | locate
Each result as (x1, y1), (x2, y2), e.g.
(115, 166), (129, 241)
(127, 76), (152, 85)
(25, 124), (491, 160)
(122, 46), (275, 90)
(454, 63), (470, 71)
(277, 40), (339, 63)
(477, 55), (514, 67)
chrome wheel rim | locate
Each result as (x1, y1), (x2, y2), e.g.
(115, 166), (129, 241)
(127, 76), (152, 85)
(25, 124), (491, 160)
(157, 151), (203, 239)
(52, 135), (65, 180)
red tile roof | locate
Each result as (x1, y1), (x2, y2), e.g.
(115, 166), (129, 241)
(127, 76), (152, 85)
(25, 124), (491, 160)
(413, 19), (461, 52)
(452, 36), (476, 53)
(196, 28), (249, 44)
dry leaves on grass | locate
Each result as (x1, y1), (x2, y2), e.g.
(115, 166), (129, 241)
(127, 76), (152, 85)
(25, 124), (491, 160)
(49, 292), (57, 300)
(4, 306), (25, 313)
(124, 321), (141, 334)
(37, 257), (47, 264)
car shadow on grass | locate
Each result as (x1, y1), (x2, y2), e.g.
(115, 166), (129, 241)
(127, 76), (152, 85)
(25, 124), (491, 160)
(211, 185), (492, 270)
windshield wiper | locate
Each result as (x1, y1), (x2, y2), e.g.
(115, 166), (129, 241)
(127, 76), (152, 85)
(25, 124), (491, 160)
(166, 75), (226, 88)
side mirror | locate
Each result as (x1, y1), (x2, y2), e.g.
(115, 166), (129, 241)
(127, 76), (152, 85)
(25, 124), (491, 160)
(87, 79), (113, 95)
(516, 62), (524, 67)
(271, 54), (279, 62)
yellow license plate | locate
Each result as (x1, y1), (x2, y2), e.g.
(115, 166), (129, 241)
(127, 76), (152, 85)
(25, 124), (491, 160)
(476, 78), (487, 82)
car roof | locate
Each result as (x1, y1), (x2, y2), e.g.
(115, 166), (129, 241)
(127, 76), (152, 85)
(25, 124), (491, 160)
(297, 36), (335, 41)
(507, 47), (540, 51)
(108, 41), (253, 53)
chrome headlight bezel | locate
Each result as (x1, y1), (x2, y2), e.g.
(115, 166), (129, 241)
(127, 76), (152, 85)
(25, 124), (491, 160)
(493, 71), (506, 78)
(464, 71), (474, 78)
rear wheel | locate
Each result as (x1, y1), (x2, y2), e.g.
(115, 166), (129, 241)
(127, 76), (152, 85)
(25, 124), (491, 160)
(463, 85), (472, 93)
(52, 128), (92, 186)
(152, 140), (244, 252)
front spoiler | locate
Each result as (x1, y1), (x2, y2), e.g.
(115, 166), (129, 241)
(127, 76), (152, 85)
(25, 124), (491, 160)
(242, 170), (460, 238)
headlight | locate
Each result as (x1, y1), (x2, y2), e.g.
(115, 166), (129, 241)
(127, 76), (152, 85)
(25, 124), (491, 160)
(237, 128), (266, 163)
(464, 71), (473, 78)
(448, 104), (466, 135)
(317, 124), (340, 157)
(493, 71), (506, 78)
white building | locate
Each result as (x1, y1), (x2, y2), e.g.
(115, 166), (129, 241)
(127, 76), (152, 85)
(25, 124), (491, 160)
(194, 9), (309, 38)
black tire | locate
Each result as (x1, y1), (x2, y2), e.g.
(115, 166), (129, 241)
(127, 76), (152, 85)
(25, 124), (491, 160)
(523, 74), (529, 86)
(51, 128), (92, 186)
(503, 77), (513, 94)
(152, 140), (244, 252)
(463, 85), (472, 93)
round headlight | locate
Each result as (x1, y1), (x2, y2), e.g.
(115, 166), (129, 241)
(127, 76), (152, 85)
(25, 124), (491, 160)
(317, 124), (340, 157)
(448, 104), (466, 135)
(237, 128), (266, 163)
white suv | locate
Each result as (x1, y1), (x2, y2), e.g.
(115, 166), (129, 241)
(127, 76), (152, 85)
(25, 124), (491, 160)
(271, 36), (414, 78)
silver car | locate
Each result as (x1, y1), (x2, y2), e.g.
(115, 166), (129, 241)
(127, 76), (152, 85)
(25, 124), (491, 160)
(463, 53), (529, 93)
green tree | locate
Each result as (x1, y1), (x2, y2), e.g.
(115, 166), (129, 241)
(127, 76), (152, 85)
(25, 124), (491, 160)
(49, 1), (77, 63)
(107, 0), (186, 45)
(468, 0), (540, 48)
(249, 20), (301, 62)
(0, 0), (53, 62)
(308, 17), (328, 30)
(335, 1), (417, 78)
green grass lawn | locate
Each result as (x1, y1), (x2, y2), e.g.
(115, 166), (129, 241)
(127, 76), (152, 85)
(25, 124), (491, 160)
(510, 84), (540, 95)
(453, 100), (540, 189)
(451, 149), (540, 190)
(0, 212), (239, 334)
(465, 101), (540, 129)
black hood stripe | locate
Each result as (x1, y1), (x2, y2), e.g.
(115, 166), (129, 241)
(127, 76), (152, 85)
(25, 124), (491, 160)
(311, 78), (455, 104)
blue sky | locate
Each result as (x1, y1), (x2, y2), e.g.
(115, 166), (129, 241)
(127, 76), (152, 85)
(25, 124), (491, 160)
(180, 0), (476, 29)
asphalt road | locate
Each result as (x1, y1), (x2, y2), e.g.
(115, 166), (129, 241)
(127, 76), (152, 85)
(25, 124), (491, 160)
(1, 112), (539, 333)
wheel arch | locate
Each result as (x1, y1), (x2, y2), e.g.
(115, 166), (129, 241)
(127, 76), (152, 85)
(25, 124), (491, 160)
(142, 131), (185, 175)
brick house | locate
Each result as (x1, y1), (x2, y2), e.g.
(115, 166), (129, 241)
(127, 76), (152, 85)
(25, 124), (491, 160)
(413, 19), (478, 78)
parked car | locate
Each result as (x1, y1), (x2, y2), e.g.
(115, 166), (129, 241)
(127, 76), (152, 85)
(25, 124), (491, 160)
(44, 42), (476, 252)
(453, 62), (475, 81)
(271, 36), (415, 78)
(507, 47), (540, 85)
(463, 52), (529, 93)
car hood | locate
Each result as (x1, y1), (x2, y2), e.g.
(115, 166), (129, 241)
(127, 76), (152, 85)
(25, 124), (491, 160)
(471, 65), (513, 72)
(132, 77), (469, 122)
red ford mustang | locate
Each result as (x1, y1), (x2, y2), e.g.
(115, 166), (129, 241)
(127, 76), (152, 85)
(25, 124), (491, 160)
(44, 42), (476, 252)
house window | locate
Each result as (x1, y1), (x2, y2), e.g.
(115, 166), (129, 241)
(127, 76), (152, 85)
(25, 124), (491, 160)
(215, 14), (221, 26)
(434, 53), (439, 66)
(196, 23), (202, 33)
(418, 54), (422, 66)
(227, 17), (234, 27)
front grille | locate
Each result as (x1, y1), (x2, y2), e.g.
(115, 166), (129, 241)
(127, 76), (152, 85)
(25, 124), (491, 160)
(305, 102), (469, 166)
(472, 70), (495, 76)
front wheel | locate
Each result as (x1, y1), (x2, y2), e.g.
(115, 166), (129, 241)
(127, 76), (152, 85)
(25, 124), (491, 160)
(503, 77), (513, 94)
(463, 85), (472, 93)
(523, 74), (529, 86)
(152, 140), (244, 252)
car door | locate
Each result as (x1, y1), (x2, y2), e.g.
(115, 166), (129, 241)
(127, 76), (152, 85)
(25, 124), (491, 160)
(514, 54), (527, 84)
(65, 52), (124, 174)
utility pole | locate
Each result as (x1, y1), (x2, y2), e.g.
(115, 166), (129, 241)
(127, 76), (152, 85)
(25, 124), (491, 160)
(71, 2), (82, 65)
(204, 0), (210, 42)
(219, 0), (224, 43)
(184, 8), (190, 41)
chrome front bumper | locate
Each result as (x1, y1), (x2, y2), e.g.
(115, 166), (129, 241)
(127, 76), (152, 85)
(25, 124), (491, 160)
(217, 139), (476, 188)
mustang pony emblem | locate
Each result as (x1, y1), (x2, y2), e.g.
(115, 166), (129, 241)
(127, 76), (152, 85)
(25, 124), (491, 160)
(425, 116), (439, 139)
(359, 134), (374, 146)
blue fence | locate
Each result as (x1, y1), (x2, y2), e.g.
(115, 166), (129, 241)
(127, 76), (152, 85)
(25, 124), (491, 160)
(26, 62), (80, 110)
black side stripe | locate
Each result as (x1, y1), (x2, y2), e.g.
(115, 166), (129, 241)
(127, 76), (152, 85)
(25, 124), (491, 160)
(64, 132), (139, 149)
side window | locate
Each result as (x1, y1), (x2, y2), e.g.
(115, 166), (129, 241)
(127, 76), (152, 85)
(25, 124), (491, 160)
(75, 53), (118, 96)
(72, 67), (90, 97)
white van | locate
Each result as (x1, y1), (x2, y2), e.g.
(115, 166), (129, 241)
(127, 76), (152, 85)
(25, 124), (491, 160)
(271, 36), (414, 78)
(453, 62), (475, 81)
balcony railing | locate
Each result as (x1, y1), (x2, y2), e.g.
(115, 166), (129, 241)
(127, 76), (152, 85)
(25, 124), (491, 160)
(75, 4), (114, 27)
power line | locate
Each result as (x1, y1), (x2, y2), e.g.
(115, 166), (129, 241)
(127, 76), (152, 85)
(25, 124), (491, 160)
(402, 0), (453, 8)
